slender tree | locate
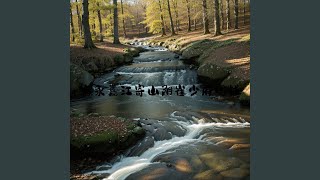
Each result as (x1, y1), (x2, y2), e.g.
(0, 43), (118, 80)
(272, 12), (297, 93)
(219, 0), (224, 30)
(82, 0), (96, 49)
(166, 0), (176, 35)
(158, 0), (166, 36)
(113, 0), (120, 44)
(202, 0), (210, 34)
(142, 4), (148, 33)
(120, 0), (127, 38)
(96, 2), (103, 42)
(213, 0), (222, 36)
(243, 0), (246, 25)
(194, 1), (197, 30)
(172, 0), (179, 32)
(70, 4), (75, 42)
(75, 0), (82, 37)
(226, 0), (231, 31)
(185, 0), (191, 32)
(234, 0), (239, 29)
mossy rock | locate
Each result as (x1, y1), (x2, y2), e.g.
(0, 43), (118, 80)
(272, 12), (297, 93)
(197, 63), (230, 86)
(70, 63), (94, 99)
(181, 39), (215, 60)
(221, 76), (250, 94)
(70, 131), (118, 159)
(239, 83), (250, 106)
(113, 54), (125, 65)
(71, 121), (146, 160)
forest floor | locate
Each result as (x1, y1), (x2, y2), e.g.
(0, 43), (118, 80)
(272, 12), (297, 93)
(147, 25), (250, 48)
(70, 41), (129, 64)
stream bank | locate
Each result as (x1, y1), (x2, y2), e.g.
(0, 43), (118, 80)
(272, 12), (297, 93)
(70, 45), (146, 99)
(130, 35), (251, 105)
(70, 114), (146, 176)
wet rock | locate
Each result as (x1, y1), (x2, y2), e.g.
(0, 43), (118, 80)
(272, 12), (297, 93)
(153, 127), (172, 141)
(215, 139), (248, 149)
(127, 136), (155, 156)
(153, 150), (207, 174)
(174, 54), (179, 59)
(199, 153), (243, 172)
(70, 63), (94, 99)
(95, 165), (111, 171)
(194, 170), (223, 180)
(142, 124), (155, 133)
(197, 63), (230, 85)
(126, 163), (191, 180)
(95, 173), (110, 180)
(133, 126), (145, 136)
(229, 144), (250, 150)
(220, 168), (249, 178)
(152, 121), (186, 137)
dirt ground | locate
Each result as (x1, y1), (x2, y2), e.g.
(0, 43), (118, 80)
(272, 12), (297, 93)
(146, 25), (250, 48)
(70, 41), (130, 64)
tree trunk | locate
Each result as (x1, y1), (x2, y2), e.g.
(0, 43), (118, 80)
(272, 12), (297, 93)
(243, 0), (246, 25)
(166, 0), (176, 36)
(120, 0), (127, 38)
(202, 0), (210, 34)
(173, 0), (179, 32)
(113, 0), (120, 44)
(75, 0), (82, 38)
(82, 0), (96, 49)
(158, 0), (166, 36)
(234, 0), (239, 29)
(194, 4), (197, 30)
(226, 0), (232, 31)
(97, 3), (103, 42)
(219, 0), (224, 30)
(142, 5), (148, 34)
(213, 0), (222, 36)
(70, 4), (75, 42)
(185, 0), (191, 32)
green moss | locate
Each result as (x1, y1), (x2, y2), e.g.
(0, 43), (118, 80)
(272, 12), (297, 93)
(71, 131), (118, 148)
(198, 63), (230, 81)
(114, 54), (125, 65)
(221, 76), (249, 92)
(126, 123), (136, 131)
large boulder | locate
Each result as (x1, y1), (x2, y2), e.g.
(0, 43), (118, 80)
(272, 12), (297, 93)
(70, 63), (94, 98)
(181, 39), (215, 63)
(197, 62), (230, 86)
(221, 75), (250, 94)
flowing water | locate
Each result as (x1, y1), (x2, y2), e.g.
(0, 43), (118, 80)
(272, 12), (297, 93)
(71, 44), (250, 180)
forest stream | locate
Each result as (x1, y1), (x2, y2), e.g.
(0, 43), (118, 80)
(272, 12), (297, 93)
(71, 42), (250, 180)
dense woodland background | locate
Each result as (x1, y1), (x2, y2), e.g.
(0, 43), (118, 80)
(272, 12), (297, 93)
(70, 0), (250, 48)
